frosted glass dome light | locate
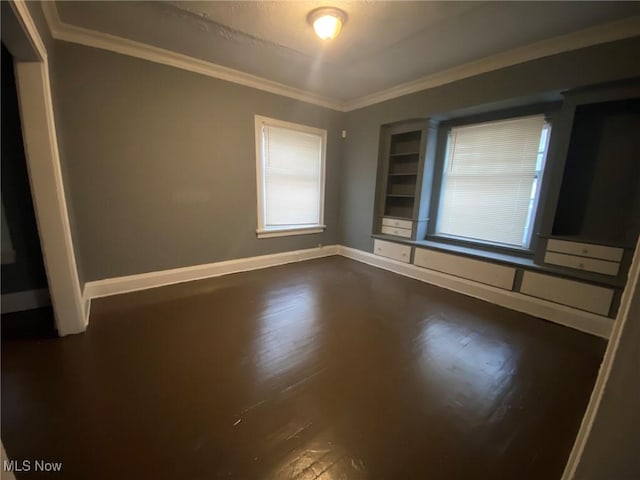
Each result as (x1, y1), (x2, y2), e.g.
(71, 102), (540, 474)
(308, 7), (347, 40)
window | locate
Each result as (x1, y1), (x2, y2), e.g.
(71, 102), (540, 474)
(434, 114), (550, 250)
(255, 116), (327, 238)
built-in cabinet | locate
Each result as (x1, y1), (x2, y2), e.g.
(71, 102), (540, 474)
(535, 84), (640, 292)
(373, 120), (437, 241)
(374, 239), (411, 263)
(371, 81), (640, 320)
(543, 239), (623, 277)
(520, 271), (614, 317)
(549, 98), (640, 246)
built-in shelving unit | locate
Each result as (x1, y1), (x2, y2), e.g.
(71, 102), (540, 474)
(551, 98), (640, 247)
(534, 81), (640, 314)
(371, 80), (640, 321)
(373, 120), (438, 240)
(385, 130), (422, 220)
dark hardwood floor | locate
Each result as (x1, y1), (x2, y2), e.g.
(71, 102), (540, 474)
(1, 256), (605, 479)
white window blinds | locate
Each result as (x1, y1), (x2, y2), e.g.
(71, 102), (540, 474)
(436, 115), (548, 248)
(260, 124), (324, 229)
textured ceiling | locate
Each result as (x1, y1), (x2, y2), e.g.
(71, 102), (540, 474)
(55, 1), (640, 101)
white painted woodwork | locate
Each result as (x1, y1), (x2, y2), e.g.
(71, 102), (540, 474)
(373, 239), (411, 263)
(84, 245), (339, 301)
(520, 271), (613, 316)
(544, 252), (620, 276)
(254, 115), (327, 239)
(546, 239), (623, 262)
(341, 246), (613, 338)
(381, 225), (412, 238)
(41, 2), (640, 112)
(10, 1), (87, 335)
(15, 63), (86, 334)
(382, 217), (413, 229)
(413, 248), (516, 290)
(82, 243), (616, 338)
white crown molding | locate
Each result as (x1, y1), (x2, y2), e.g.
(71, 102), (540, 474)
(344, 16), (640, 111)
(40, 2), (345, 112)
(338, 246), (613, 339)
(42, 2), (640, 113)
(11, 0), (47, 61)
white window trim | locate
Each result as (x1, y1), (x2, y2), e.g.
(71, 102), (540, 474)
(254, 115), (327, 239)
(434, 114), (550, 251)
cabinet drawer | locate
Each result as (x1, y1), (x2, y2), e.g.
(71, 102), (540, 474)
(373, 239), (411, 263)
(520, 272), (613, 316)
(382, 217), (413, 230)
(381, 225), (412, 238)
(546, 239), (623, 262)
(413, 249), (515, 290)
(544, 252), (620, 276)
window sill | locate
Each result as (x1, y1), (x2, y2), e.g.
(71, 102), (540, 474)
(426, 234), (533, 259)
(421, 237), (534, 266)
(257, 225), (326, 239)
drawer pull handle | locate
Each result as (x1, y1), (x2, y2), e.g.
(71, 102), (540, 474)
(578, 263), (585, 269)
(582, 249), (588, 255)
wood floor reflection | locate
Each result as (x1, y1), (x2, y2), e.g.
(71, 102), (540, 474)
(1, 256), (605, 479)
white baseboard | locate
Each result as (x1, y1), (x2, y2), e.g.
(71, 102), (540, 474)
(81, 243), (612, 339)
(1, 288), (51, 314)
(83, 245), (339, 302)
(338, 246), (613, 339)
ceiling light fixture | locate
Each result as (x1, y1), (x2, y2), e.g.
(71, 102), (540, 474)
(308, 7), (347, 40)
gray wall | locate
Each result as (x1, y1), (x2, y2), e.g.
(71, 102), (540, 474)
(51, 42), (344, 281)
(573, 281), (640, 480)
(341, 37), (640, 252)
(48, 34), (640, 282)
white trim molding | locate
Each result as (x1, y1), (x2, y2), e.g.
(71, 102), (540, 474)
(256, 226), (326, 239)
(40, 2), (342, 112)
(83, 245), (339, 302)
(254, 115), (327, 239)
(345, 16), (640, 111)
(83, 244), (612, 339)
(1, 288), (51, 314)
(10, 1), (87, 335)
(561, 235), (640, 479)
(338, 246), (613, 339)
(41, 2), (640, 112)
(10, 0), (48, 60)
